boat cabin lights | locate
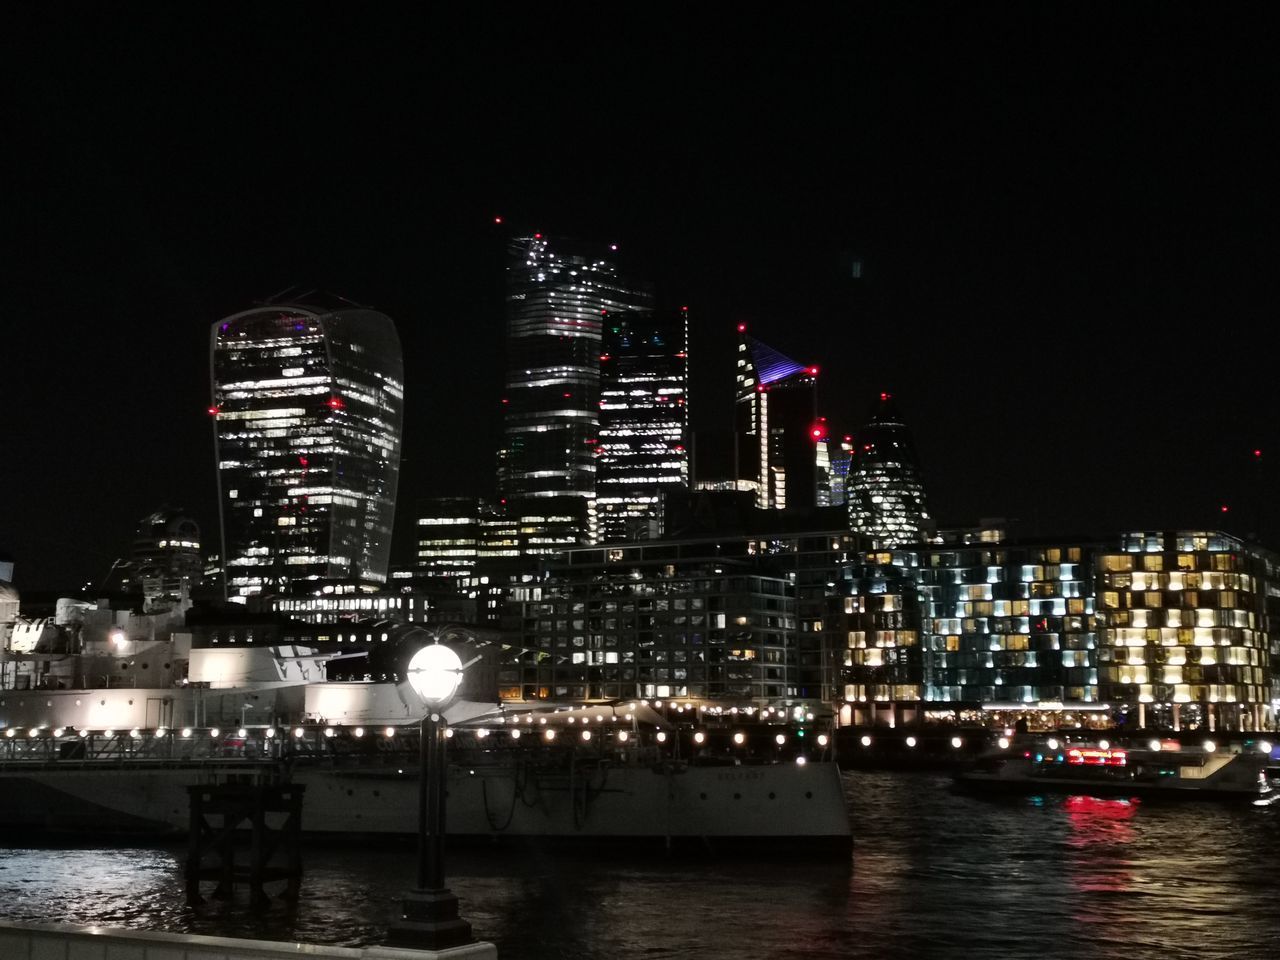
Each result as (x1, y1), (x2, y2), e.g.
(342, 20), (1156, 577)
(1066, 748), (1126, 767)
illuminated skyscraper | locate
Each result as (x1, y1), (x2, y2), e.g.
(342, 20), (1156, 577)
(210, 297), (404, 599)
(596, 308), (690, 541)
(846, 393), (930, 546)
(498, 235), (654, 549)
(733, 326), (821, 510)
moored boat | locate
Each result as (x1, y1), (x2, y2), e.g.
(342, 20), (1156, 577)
(955, 735), (1276, 801)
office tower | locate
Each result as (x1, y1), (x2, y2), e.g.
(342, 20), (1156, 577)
(210, 296), (404, 599)
(596, 308), (690, 541)
(498, 235), (654, 550)
(130, 508), (203, 609)
(733, 326), (821, 510)
(846, 393), (930, 546)
(415, 497), (483, 580)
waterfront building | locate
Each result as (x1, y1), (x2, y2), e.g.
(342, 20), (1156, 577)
(733, 326), (822, 511)
(596, 308), (690, 541)
(498, 235), (654, 550)
(210, 296), (404, 599)
(846, 393), (931, 546)
(129, 508), (203, 610)
(1096, 530), (1278, 733)
(831, 529), (1279, 732)
(503, 526), (858, 707)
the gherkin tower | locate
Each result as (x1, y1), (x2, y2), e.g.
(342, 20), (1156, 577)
(847, 393), (930, 546)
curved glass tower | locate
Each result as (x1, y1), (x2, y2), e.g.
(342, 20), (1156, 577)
(847, 393), (930, 546)
(210, 299), (404, 598)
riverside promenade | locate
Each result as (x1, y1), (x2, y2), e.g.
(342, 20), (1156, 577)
(0, 921), (497, 960)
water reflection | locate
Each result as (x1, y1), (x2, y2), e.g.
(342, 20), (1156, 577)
(1, 773), (1278, 959)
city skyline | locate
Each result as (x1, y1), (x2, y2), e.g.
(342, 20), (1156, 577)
(6, 8), (1280, 589)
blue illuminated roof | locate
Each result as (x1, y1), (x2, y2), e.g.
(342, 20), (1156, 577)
(748, 337), (808, 384)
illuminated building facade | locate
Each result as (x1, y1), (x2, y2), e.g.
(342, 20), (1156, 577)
(210, 299), (404, 599)
(596, 308), (690, 541)
(734, 328), (821, 511)
(498, 235), (654, 550)
(846, 393), (930, 546)
(130, 508), (203, 608)
(832, 530), (1280, 732)
(1096, 531), (1277, 732)
(415, 497), (482, 579)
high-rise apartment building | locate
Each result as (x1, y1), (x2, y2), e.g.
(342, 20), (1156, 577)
(596, 308), (690, 541)
(846, 393), (930, 546)
(734, 327), (821, 511)
(498, 235), (654, 550)
(210, 297), (404, 599)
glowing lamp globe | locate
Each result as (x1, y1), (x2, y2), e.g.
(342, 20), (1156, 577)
(407, 644), (464, 708)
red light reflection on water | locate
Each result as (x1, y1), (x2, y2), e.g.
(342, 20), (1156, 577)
(1065, 795), (1137, 899)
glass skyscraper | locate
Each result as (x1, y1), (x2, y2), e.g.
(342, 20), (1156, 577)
(498, 235), (654, 549)
(210, 298), (404, 599)
(846, 393), (930, 546)
(596, 308), (690, 541)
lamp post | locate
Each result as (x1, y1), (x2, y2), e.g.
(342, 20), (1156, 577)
(386, 642), (474, 949)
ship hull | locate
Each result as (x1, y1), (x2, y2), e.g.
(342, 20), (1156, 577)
(0, 760), (852, 852)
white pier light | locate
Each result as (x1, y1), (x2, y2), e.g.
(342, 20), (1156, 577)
(237, 728), (248, 739)
(53, 728), (64, 738)
(28, 728), (40, 738)
(796, 756), (807, 765)
(156, 728), (168, 738)
(354, 727), (365, 738)
(1204, 740), (1217, 753)
(294, 728), (304, 739)
(384, 727), (396, 738)
(1046, 738), (1060, 751)
(1098, 739), (1110, 751)
(130, 729), (141, 739)
(1259, 741), (1274, 754)
(209, 727), (220, 739)
(693, 731), (706, 744)
(323, 727), (335, 738)
(998, 737), (1010, 750)
(79, 729), (90, 739)
(617, 731), (629, 743)
(510, 729), (521, 740)
(951, 736), (963, 749)
(266, 728), (277, 739)
(544, 729), (556, 741)
(581, 730), (591, 742)
(104, 730), (115, 738)
(733, 732), (745, 745)
(905, 736), (917, 747)
(181, 728), (193, 739)
(656, 731), (667, 743)
(775, 733), (786, 746)
(817, 734), (829, 747)
(1148, 739), (1162, 752)
(860, 735), (872, 747)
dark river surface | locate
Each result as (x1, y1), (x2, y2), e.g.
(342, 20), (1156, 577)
(2, 772), (1278, 959)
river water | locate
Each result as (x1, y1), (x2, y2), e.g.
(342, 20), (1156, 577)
(2, 772), (1278, 959)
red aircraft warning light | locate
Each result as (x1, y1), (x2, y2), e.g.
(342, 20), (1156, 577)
(880, 392), (892, 401)
(1221, 504), (1230, 513)
(737, 323), (747, 333)
(327, 396), (345, 411)
(494, 216), (503, 224)
(808, 366), (820, 376)
(207, 405), (220, 416)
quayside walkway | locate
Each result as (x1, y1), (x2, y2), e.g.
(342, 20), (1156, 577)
(0, 920), (497, 960)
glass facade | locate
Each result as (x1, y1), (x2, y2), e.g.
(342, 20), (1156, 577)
(831, 531), (1279, 731)
(846, 393), (930, 546)
(1097, 531), (1275, 732)
(210, 302), (403, 598)
(498, 236), (653, 549)
(734, 328), (820, 510)
(415, 497), (483, 579)
(596, 308), (690, 541)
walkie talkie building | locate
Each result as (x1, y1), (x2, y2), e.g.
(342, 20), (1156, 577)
(210, 298), (404, 599)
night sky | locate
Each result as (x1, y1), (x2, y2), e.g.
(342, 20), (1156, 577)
(5, 7), (1279, 591)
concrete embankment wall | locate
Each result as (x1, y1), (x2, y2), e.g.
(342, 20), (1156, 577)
(0, 920), (496, 960)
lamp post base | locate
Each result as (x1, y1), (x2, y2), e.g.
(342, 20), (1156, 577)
(386, 887), (474, 950)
